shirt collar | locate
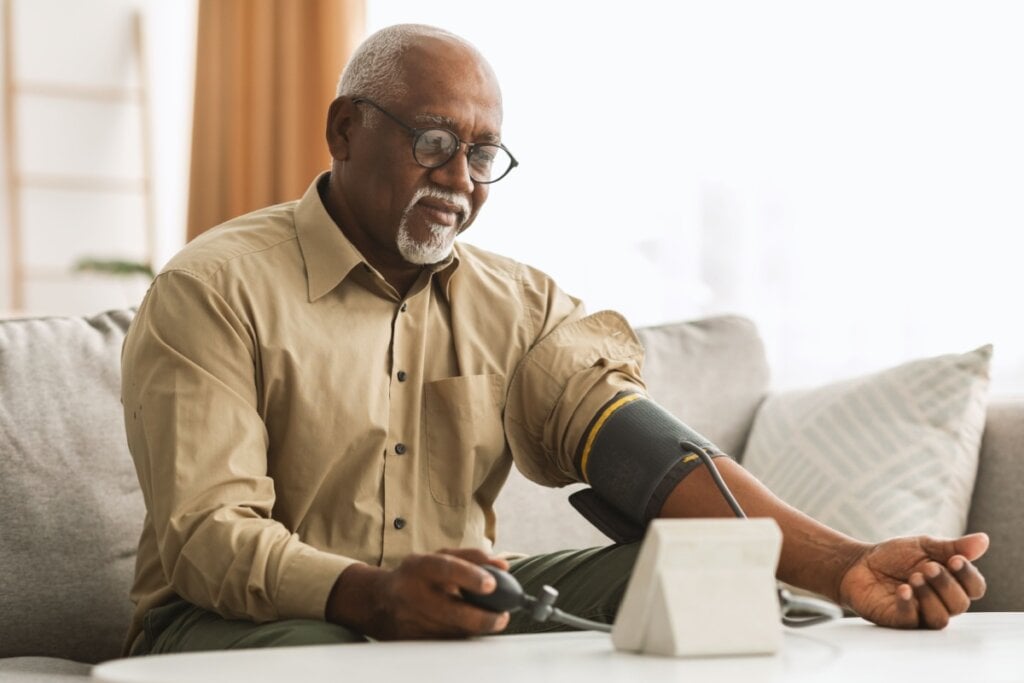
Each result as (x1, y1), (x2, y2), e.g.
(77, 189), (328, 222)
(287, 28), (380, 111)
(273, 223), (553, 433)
(295, 172), (462, 303)
(434, 248), (460, 299)
(295, 173), (365, 302)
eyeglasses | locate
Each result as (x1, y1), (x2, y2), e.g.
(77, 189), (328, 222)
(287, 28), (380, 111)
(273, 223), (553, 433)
(353, 97), (518, 184)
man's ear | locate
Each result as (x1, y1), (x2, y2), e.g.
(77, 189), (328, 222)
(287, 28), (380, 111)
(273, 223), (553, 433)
(326, 96), (356, 161)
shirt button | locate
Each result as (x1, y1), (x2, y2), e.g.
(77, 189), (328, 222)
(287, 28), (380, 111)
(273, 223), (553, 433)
(400, 302), (408, 312)
(394, 517), (407, 530)
(394, 443), (407, 455)
(397, 370), (407, 382)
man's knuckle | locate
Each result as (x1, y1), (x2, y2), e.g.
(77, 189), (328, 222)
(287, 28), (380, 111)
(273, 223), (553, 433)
(416, 553), (447, 578)
(438, 555), (460, 582)
(479, 611), (504, 633)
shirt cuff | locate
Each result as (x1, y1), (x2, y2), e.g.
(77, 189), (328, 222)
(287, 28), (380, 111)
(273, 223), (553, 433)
(274, 543), (361, 621)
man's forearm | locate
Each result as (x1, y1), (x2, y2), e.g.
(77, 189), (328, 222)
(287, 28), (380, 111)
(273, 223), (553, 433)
(658, 457), (869, 604)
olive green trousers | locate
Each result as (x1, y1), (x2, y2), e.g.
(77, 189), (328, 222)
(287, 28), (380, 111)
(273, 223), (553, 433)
(132, 543), (640, 655)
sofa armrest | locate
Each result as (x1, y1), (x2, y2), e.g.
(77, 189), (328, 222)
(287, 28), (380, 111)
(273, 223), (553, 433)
(966, 397), (1024, 611)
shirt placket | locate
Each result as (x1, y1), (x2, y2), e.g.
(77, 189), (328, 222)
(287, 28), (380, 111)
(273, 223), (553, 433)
(381, 293), (422, 565)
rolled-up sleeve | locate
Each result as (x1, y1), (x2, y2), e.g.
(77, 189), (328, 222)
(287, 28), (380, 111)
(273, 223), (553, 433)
(122, 270), (355, 623)
(505, 309), (647, 487)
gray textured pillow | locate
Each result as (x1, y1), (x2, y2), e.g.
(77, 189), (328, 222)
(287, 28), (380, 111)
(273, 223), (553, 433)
(743, 346), (991, 542)
(495, 315), (771, 555)
(0, 309), (143, 664)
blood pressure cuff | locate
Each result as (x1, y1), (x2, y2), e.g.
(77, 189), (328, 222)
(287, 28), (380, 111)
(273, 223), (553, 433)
(568, 392), (726, 543)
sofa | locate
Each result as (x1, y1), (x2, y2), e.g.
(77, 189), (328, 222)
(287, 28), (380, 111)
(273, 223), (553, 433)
(2, 309), (1021, 681)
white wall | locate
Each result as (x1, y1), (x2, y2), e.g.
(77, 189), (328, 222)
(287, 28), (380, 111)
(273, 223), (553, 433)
(0, 0), (196, 315)
(368, 0), (1024, 394)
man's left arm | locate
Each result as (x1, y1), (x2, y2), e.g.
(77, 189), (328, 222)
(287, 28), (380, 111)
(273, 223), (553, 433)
(506, 307), (987, 630)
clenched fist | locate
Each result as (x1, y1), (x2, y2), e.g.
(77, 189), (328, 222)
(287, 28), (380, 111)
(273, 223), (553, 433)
(326, 548), (511, 639)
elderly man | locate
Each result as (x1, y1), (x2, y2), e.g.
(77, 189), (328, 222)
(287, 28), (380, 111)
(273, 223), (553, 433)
(121, 24), (987, 655)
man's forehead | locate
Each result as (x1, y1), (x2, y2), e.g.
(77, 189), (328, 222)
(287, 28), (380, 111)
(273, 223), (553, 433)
(396, 36), (503, 142)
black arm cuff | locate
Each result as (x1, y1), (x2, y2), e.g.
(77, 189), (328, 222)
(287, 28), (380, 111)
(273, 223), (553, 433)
(570, 393), (726, 537)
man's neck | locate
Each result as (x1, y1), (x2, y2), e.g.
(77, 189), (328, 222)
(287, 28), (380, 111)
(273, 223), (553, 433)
(319, 174), (424, 297)
(378, 265), (423, 299)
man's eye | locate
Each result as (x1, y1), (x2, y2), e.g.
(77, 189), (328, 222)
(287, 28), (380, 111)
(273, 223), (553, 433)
(422, 132), (451, 153)
(471, 148), (496, 165)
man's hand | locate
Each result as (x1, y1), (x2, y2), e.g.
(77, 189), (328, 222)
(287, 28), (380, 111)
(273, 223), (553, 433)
(838, 532), (989, 629)
(326, 548), (511, 640)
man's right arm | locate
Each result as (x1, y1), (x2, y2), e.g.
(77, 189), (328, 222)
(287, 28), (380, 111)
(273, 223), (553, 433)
(126, 270), (510, 636)
(123, 270), (353, 623)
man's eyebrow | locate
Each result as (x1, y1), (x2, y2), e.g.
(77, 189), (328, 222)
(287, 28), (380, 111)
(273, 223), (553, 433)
(413, 112), (501, 143)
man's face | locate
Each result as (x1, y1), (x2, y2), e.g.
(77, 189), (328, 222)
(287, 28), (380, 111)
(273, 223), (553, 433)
(332, 39), (503, 267)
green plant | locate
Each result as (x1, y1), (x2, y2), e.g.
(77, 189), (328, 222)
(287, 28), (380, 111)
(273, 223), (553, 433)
(74, 258), (155, 279)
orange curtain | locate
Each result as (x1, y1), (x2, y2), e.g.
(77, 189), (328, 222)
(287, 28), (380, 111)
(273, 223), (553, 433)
(187, 0), (365, 241)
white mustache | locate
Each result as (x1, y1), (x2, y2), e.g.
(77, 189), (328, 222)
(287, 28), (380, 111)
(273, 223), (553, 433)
(407, 186), (472, 226)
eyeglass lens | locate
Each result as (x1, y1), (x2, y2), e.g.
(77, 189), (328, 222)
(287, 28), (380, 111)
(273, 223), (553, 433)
(413, 129), (512, 183)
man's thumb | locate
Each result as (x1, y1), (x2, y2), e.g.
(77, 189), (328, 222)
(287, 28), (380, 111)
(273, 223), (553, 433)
(924, 532), (989, 562)
(957, 532), (990, 561)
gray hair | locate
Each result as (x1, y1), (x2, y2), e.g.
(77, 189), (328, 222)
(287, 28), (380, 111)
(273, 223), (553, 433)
(337, 24), (474, 127)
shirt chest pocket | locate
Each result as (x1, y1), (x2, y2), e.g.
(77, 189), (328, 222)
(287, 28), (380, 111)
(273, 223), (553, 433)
(424, 374), (507, 507)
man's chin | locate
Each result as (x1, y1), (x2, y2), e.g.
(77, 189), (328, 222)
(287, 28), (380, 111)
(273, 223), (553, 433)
(396, 239), (455, 266)
(400, 248), (453, 266)
(396, 222), (457, 265)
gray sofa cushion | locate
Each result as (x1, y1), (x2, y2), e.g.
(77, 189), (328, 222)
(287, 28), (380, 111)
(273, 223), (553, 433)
(634, 315), (769, 460)
(967, 398), (1024, 611)
(0, 309), (143, 664)
(495, 315), (771, 555)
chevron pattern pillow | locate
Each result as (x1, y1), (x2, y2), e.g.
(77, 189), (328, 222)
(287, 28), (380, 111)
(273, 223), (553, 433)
(742, 345), (992, 543)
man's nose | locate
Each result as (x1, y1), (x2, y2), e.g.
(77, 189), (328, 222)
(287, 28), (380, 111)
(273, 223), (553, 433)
(429, 148), (475, 196)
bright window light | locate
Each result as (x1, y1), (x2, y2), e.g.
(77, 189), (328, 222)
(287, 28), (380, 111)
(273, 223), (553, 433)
(367, 1), (1024, 393)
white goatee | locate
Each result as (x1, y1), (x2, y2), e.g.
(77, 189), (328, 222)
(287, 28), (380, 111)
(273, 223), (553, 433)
(396, 187), (472, 265)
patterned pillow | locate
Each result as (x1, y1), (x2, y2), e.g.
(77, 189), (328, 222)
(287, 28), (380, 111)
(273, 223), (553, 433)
(742, 346), (991, 542)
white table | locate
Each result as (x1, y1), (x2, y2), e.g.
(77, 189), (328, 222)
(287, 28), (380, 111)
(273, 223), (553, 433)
(93, 613), (1024, 683)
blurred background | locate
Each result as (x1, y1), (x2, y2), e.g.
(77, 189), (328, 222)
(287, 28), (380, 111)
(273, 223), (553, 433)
(1, 0), (1022, 393)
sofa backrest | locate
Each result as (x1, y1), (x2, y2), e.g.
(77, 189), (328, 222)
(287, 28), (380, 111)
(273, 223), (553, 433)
(966, 398), (1024, 612)
(634, 315), (770, 459)
(0, 310), (144, 664)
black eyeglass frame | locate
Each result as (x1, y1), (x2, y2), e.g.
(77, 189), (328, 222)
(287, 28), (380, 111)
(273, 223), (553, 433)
(352, 97), (519, 184)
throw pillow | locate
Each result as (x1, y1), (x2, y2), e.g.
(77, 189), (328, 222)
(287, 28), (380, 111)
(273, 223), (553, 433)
(741, 345), (992, 543)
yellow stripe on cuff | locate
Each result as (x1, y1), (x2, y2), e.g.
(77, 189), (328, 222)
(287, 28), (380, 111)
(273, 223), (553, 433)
(579, 393), (643, 483)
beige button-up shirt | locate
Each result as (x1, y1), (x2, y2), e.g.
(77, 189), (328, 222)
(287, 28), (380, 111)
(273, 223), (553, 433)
(121, 174), (645, 649)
